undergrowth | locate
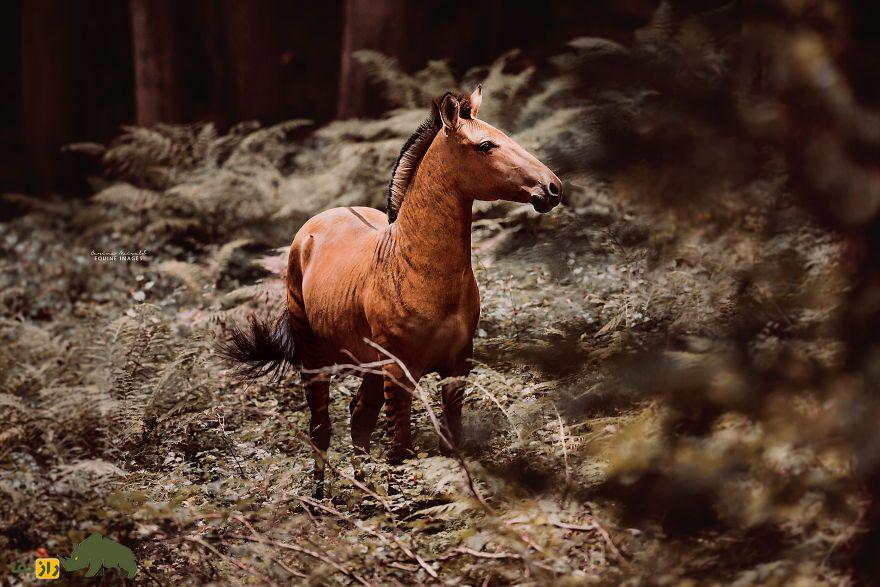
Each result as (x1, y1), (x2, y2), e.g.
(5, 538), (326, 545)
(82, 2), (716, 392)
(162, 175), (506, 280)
(0, 5), (869, 584)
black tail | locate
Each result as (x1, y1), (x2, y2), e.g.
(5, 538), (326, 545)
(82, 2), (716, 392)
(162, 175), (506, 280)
(216, 311), (297, 382)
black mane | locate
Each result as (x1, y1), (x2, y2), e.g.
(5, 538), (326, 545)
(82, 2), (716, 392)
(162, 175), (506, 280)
(386, 91), (473, 223)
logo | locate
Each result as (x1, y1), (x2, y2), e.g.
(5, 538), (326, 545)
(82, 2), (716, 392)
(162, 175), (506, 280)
(9, 556), (61, 580)
(62, 532), (138, 578)
(35, 558), (61, 580)
(7, 533), (137, 580)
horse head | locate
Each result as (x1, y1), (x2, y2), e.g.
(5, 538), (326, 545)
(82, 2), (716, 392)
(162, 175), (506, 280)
(434, 86), (562, 213)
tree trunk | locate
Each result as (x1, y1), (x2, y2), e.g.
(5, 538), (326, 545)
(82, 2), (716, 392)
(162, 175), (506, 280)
(220, 0), (283, 123)
(130, 0), (182, 126)
(336, 0), (411, 119)
(20, 0), (75, 187)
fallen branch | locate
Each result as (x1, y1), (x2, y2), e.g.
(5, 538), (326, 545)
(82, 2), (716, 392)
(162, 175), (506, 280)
(390, 535), (438, 579)
(296, 496), (438, 579)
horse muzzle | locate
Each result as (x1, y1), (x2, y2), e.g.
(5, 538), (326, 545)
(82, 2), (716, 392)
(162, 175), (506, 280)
(529, 180), (562, 213)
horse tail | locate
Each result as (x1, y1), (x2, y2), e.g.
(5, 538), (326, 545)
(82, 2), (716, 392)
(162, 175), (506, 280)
(216, 310), (298, 382)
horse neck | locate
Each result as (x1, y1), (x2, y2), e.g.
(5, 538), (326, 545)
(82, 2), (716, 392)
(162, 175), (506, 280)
(392, 148), (473, 277)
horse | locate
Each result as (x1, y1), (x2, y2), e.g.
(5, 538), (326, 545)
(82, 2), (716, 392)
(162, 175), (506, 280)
(219, 86), (561, 497)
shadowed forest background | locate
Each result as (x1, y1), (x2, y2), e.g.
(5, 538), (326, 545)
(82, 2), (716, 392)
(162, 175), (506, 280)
(3, 0), (880, 585)
(3, 0), (648, 194)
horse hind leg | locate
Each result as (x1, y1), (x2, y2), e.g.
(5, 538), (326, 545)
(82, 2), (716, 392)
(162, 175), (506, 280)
(304, 376), (331, 498)
(350, 374), (384, 478)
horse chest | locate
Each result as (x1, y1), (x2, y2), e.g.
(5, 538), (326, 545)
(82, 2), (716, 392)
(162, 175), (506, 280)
(426, 311), (476, 367)
(373, 275), (479, 371)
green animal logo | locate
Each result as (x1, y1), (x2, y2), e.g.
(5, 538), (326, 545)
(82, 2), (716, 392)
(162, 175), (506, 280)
(61, 532), (137, 578)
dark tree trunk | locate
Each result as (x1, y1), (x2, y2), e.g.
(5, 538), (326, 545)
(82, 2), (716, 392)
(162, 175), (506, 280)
(130, 0), (182, 126)
(276, 0), (344, 123)
(20, 0), (75, 187)
(336, 0), (411, 119)
(220, 0), (283, 123)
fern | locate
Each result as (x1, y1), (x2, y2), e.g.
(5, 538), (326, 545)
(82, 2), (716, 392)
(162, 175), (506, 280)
(406, 500), (478, 521)
(354, 50), (456, 108)
(159, 260), (205, 296)
(92, 183), (161, 212)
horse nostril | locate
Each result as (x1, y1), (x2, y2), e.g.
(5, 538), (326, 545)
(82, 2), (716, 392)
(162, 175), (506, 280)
(548, 182), (559, 196)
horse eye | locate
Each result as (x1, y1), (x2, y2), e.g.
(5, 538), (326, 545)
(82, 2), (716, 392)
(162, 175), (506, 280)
(478, 141), (496, 153)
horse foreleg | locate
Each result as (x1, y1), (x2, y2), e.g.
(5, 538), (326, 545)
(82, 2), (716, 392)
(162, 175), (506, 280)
(382, 364), (415, 464)
(439, 370), (468, 456)
(304, 377), (331, 498)
(350, 374), (384, 477)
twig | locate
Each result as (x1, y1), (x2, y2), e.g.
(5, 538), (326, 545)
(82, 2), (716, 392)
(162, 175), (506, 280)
(296, 495), (438, 579)
(554, 407), (571, 491)
(270, 556), (307, 579)
(549, 519), (624, 561)
(301, 356), (395, 380)
(455, 547), (522, 560)
(296, 496), (389, 544)
(390, 535), (438, 579)
(216, 414), (246, 477)
(470, 380), (521, 441)
(184, 536), (279, 587)
(295, 430), (394, 515)
(227, 533), (372, 587)
(821, 509), (864, 568)
(232, 515), (307, 579)
(296, 493), (320, 527)
(501, 521), (547, 555)
(139, 566), (164, 587)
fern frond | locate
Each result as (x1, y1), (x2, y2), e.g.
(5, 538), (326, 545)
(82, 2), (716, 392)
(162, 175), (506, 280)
(92, 183), (161, 212)
(159, 260), (205, 295)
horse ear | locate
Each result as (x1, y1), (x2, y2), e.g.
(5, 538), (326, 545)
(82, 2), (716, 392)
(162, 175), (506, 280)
(439, 93), (460, 133)
(470, 85), (482, 118)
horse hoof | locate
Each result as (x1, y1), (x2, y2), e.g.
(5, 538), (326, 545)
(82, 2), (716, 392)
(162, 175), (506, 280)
(387, 448), (413, 465)
(440, 442), (459, 458)
(312, 486), (325, 500)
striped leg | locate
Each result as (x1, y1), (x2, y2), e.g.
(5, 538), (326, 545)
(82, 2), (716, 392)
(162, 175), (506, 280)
(383, 364), (415, 464)
(439, 375), (467, 456)
(350, 374), (384, 460)
(304, 376), (331, 498)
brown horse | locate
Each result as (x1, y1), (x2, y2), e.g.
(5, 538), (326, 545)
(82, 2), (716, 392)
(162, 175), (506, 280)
(220, 86), (560, 497)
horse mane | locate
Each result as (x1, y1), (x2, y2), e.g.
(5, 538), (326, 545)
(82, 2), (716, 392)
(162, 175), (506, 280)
(386, 91), (474, 223)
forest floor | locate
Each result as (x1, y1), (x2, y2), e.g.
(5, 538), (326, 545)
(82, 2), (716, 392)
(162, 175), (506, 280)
(0, 183), (853, 586)
(0, 61), (858, 584)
